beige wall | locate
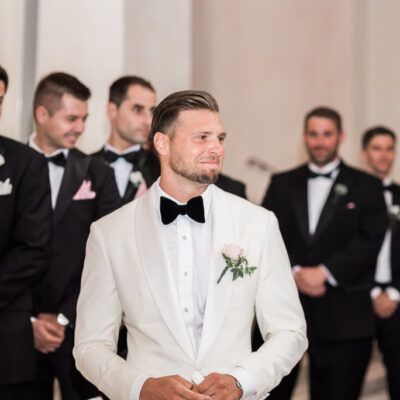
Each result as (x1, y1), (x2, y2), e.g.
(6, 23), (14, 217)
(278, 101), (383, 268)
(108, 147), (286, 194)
(193, 0), (382, 202)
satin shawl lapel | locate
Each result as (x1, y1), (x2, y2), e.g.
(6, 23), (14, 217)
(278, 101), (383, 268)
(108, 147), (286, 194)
(291, 167), (309, 242)
(196, 186), (236, 364)
(54, 150), (90, 225)
(391, 185), (400, 236)
(135, 186), (196, 361)
(312, 164), (354, 242)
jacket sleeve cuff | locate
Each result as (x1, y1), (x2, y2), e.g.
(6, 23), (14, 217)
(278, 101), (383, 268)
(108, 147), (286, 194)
(129, 374), (151, 400)
(229, 367), (257, 400)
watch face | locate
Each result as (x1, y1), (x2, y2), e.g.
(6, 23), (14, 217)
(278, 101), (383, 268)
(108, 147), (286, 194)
(57, 313), (69, 326)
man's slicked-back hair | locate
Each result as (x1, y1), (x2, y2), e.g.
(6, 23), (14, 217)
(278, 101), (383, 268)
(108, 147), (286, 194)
(0, 65), (9, 92)
(150, 90), (219, 140)
(362, 126), (397, 149)
(33, 72), (91, 120)
(109, 76), (155, 108)
(304, 106), (342, 132)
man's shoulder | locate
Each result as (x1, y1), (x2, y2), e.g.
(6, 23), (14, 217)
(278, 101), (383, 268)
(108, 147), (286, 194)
(214, 185), (274, 222)
(270, 164), (308, 183)
(0, 135), (46, 168)
(72, 148), (113, 175)
(91, 147), (105, 160)
(341, 162), (382, 187)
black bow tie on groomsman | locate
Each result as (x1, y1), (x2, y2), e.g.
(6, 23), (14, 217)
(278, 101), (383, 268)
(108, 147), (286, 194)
(383, 183), (395, 193)
(307, 168), (336, 179)
(46, 152), (67, 167)
(160, 196), (205, 224)
(104, 149), (141, 165)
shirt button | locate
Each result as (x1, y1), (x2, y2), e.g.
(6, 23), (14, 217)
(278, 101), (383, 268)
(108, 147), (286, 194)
(184, 271), (188, 276)
(182, 235), (187, 240)
(184, 307), (188, 312)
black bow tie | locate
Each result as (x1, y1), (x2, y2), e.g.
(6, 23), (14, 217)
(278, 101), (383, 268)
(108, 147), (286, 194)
(383, 183), (395, 193)
(46, 153), (66, 167)
(308, 169), (335, 179)
(160, 196), (205, 225)
(104, 150), (141, 165)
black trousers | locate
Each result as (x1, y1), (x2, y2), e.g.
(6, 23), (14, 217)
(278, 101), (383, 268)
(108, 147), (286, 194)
(24, 351), (83, 400)
(269, 337), (372, 400)
(375, 305), (400, 400)
(0, 383), (29, 400)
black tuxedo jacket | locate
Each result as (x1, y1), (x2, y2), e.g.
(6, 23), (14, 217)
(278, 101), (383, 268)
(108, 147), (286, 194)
(387, 183), (400, 291)
(215, 173), (247, 199)
(262, 161), (387, 340)
(0, 136), (52, 384)
(33, 148), (120, 353)
(92, 146), (160, 204)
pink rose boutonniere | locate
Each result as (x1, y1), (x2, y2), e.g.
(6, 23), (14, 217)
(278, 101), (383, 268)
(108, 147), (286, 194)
(217, 244), (257, 284)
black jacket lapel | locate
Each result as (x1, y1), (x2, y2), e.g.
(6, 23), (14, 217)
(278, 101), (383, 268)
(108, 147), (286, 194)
(54, 149), (91, 225)
(312, 162), (354, 242)
(292, 166), (309, 241)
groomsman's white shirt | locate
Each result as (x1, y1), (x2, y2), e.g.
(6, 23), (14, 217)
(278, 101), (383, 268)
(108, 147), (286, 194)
(29, 133), (68, 209)
(104, 143), (140, 197)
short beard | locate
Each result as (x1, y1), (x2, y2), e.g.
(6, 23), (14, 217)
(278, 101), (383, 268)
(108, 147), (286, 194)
(170, 156), (219, 185)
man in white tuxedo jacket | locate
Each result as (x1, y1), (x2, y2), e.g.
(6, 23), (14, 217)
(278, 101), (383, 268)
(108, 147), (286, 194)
(73, 90), (307, 400)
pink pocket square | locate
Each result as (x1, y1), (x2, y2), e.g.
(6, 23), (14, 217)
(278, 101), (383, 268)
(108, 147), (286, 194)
(73, 180), (96, 200)
(346, 202), (356, 209)
(134, 180), (148, 199)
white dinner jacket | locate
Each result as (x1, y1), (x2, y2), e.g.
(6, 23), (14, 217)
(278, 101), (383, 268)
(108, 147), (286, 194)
(74, 184), (307, 400)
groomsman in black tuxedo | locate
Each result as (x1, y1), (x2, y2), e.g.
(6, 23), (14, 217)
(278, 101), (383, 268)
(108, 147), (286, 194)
(0, 66), (52, 400)
(361, 126), (400, 400)
(92, 76), (160, 203)
(262, 107), (387, 400)
(25, 72), (120, 400)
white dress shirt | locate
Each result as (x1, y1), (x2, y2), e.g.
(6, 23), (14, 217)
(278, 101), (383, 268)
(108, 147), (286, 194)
(130, 180), (256, 400)
(371, 177), (400, 302)
(104, 143), (141, 197)
(29, 133), (68, 209)
(293, 159), (340, 286)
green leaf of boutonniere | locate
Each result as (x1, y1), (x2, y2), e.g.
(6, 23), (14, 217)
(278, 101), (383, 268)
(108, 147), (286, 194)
(217, 244), (258, 284)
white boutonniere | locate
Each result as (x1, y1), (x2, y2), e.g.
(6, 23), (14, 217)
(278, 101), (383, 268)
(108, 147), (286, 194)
(332, 183), (348, 204)
(217, 244), (257, 284)
(390, 204), (400, 222)
(129, 171), (144, 188)
(0, 154), (5, 167)
(0, 178), (13, 195)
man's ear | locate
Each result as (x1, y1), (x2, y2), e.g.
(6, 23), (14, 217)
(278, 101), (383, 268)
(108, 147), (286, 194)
(153, 132), (169, 156)
(35, 105), (50, 125)
(107, 102), (118, 120)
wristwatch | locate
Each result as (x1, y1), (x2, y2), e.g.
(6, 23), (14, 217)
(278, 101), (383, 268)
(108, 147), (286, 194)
(57, 313), (70, 327)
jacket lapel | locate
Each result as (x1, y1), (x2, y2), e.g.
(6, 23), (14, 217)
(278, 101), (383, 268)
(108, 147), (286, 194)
(196, 186), (236, 364)
(291, 166), (309, 241)
(312, 163), (354, 242)
(135, 185), (196, 361)
(54, 149), (90, 225)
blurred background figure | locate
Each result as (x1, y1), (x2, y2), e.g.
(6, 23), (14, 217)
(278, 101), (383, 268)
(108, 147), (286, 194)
(362, 126), (400, 400)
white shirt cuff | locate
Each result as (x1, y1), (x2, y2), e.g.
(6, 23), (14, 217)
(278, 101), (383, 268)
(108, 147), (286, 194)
(292, 265), (301, 275)
(386, 286), (400, 302)
(320, 265), (338, 287)
(129, 374), (151, 400)
(370, 286), (383, 299)
(229, 367), (257, 400)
